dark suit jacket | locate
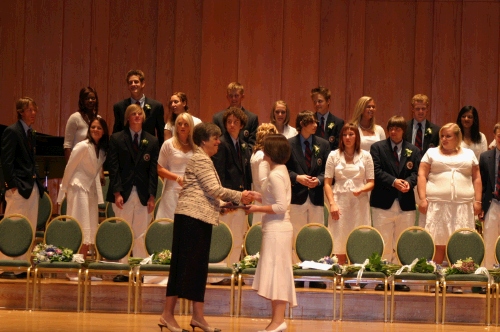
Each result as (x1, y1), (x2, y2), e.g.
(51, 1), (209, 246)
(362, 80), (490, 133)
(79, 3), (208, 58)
(1, 121), (43, 199)
(480, 149), (497, 215)
(286, 134), (331, 206)
(213, 107), (259, 147)
(211, 132), (252, 192)
(369, 138), (421, 211)
(405, 119), (440, 155)
(106, 129), (159, 206)
(112, 97), (165, 142)
(314, 112), (344, 151)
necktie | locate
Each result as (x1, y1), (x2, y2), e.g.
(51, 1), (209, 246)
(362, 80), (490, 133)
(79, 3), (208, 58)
(319, 116), (325, 138)
(415, 123), (423, 151)
(496, 156), (500, 200)
(235, 141), (241, 159)
(133, 133), (139, 152)
(27, 128), (33, 150)
(393, 145), (399, 168)
(304, 141), (312, 170)
(135, 100), (141, 107)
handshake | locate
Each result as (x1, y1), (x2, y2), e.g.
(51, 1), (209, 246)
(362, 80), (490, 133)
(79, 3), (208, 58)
(241, 190), (261, 205)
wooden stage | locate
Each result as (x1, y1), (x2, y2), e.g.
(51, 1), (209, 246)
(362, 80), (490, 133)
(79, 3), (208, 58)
(0, 275), (497, 330)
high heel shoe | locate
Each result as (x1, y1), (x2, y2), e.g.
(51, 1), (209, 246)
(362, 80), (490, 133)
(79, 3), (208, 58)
(257, 321), (287, 332)
(189, 319), (221, 332)
(158, 317), (189, 332)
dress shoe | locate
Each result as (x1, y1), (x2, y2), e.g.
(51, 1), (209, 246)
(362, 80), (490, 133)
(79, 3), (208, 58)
(158, 316), (189, 332)
(451, 287), (463, 294)
(309, 281), (327, 289)
(395, 284), (410, 292)
(210, 279), (232, 286)
(257, 321), (287, 332)
(374, 284), (389, 291)
(479, 287), (493, 294)
(16, 272), (27, 279)
(189, 319), (221, 332)
(294, 281), (304, 288)
(0, 272), (17, 279)
(113, 275), (129, 282)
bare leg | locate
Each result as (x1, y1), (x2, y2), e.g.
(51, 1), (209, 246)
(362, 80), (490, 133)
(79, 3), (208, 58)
(434, 245), (446, 264)
(191, 301), (209, 326)
(160, 296), (180, 328)
(264, 300), (287, 330)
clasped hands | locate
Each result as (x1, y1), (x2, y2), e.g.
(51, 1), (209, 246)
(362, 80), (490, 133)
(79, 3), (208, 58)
(241, 190), (261, 205)
(393, 179), (410, 193)
(296, 175), (319, 188)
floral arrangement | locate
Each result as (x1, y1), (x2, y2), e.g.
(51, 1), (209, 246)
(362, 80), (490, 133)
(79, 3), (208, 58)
(411, 258), (437, 273)
(152, 249), (172, 265)
(425, 127), (432, 136)
(32, 244), (74, 264)
(443, 257), (478, 275)
(141, 139), (149, 148)
(233, 252), (259, 274)
(328, 123), (335, 129)
(404, 148), (413, 157)
(144, 104), (151, 110)
(343, 253), (401, 276)
(313, 145), (320, 157)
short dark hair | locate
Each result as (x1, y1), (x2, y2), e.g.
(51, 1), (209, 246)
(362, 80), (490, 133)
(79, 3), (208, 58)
(126, 69), (145, 83)
(222, 107), (248, 128)
(295, 110), (316, 132)
(193, 123), (221, 146)
(16, 97), (37, 120)
(263, 134), (291, 164)
(86, 117), (109, 155)
(310, 86), (331, 101)
(386, 115), (407, 133)
(338, 123), (361, 153)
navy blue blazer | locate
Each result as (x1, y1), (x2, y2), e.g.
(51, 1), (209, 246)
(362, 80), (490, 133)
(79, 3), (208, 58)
(212, 107), (259, 147)
(314, 112), (344, 151)
(480, 149), (497, 215)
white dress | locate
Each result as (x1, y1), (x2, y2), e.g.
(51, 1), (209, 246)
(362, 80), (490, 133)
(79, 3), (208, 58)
(249, 150), (270, 224)
(324, 150), (374, 253)
(252, 164), (297, 306)
(164, 115), (202, 136)
(461, 132), (488, 160)
(63, 112), (89, 149)
(359, 125), (386, 151)
(57, 140), (105, 244)
(422, 147), (478, 245)
(156, 138), (194, 219)
(282, 125), (298, 139)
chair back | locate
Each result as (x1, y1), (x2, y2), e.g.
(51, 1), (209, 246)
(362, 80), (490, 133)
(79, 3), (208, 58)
(105, 202), (115, 218)
(495, 236), (500, 265)
(145, 218), (174, 255)
(396, 226), (435, 265)
(247, 213), (253, 227)
(152, 199), (161, 220)
(95, 217), (133, 260)
(37, 192), (52, 230)
(156, 177), (163, 203)
(44, 215), (83, 253)
(0, 214), (34, 257)
(60, 197), (67, 215)
(98, 175), (110, 210)
(323, 203), (330, 227)
(243, 223), (262, 256)
(346, 226), (384, 264)
(446, 228), (485, 265)
(209, 222), (233, 263)
(295, 223), (333, 262)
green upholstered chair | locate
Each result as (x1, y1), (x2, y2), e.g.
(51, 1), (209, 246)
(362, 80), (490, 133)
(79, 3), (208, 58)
(236, 223), (262, 317)
(83, 217), (134, 313)
(105, 202), (115, 218)
(156, 176), (163, 203)
(35, 192), (52, 243)
(494, 236), (500, 326)
(293, 223), (336, 319)
(323, 203), (330, 227)
(390, 226), (438, 323)
(33, 215), (83, 311)
(246, 212), (253, 227)
(60, 196), (67, 215)
(0, 214), (34, 309)
(152, 198), (161, 221)
(135, 218), (174, 313)
(442, 228), (492, 325)
(341, 225), (387, 322)
(98, 175), (110, 218)
(206, 221), (235, 316)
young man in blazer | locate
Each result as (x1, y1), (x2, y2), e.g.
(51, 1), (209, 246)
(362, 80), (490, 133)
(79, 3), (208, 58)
(480, 123), (500, 268)
(311, 86), (344, 151)
(0, 97), (44, 275)
(212, 82), (259, 147)
(112, 69), (165, 142)
(370, 116), (421, 291)
(212, 107), (252, 267)
(107, 104), (159, 282)
(286, 110), (331, 251)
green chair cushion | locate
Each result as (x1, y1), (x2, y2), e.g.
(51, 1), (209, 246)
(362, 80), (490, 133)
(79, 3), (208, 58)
(447, 230), (485, 265)
(96, 220), (132, 260)
(240, 267), (257, 276)
(346, 228), (384, 264)
(445, 274), (489, 282)
(87, 262), (131, 271)
(0, 217), (33, 257)
(45, 218), (82, 253)
(145, 222), (173, 254)
(393, 272), (438, 281)
(207, 266), (233, 274)
(397, 229), (434, 265)
(0, 260), (31, 267)
(244, 225), (262, 256)
(342, 271), (386, 279)
(209, 223), (232, 263)
(36, 230), (45, 238)
(37, 193), (52, 229)
(293, 269), (336, 277)
(37, 261), (81, 269)
(140, 264), (171, 272)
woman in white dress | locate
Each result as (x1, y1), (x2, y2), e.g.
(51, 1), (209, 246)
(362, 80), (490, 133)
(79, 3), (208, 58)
(418, 123), (482, 266)
(156, 113), (196, 220)
(456, 105), (488, 160)
(58, 118), (108, 258)
(324, 123), (375, 268)
(250, 123), (279, 225)
(248, 135), (296, 332)
(350, 96), (386, 151)
(63, 87), (99, 161)
(164, 92), (202, 141)
(270, 100), (298, 139)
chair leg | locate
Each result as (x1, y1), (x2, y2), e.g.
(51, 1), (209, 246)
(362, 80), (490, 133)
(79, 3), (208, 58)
(333, 277), (337, 321)
(127, 270), (133, 314)
(77, 269), (82, 312)
(339, 277), (344, 321)
(230, 274), (234, 317)
(25, 268), (31, 311)
(32, 268), (38, 311)
(486, 283), (491, 325)
(383, 279), (387, 323)
(237, 274), (242, 317)
(434, 280), (439, 324)
(135, 270), (141, 314)
(441, 281), (447, 324)
(390, 279), (395, 323)
(83, 270), (89, 312)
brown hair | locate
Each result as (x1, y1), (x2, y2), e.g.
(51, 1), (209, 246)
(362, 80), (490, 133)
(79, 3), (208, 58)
(270, 100), (291, 126)
(263, 134), (291, 164)
(222, 107), (248, 128)
(16, 97), (37, 120)
(126, 69), (145, 83)
(295, 110), (316, 132)
(338, 123), (361, 153)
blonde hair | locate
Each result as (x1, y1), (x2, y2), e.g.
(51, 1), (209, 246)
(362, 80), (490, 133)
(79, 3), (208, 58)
(227, 82), (244, 95)
(253, 123), (279, 152)
(173, 112), (196, 151)
(438, 123), (462, 151)
(350, 96), (375, 131)
(124, 104), (144, 125)
(411, 94), (429, 107)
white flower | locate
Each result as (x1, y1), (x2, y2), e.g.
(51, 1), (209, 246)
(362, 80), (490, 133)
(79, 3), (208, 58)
(331, 255), (338, 264)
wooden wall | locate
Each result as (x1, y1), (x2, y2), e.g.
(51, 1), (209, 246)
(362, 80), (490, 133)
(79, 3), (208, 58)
(1, 0), (500, 139)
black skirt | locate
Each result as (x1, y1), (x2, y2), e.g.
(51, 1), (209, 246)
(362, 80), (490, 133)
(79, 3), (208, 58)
(166, 213), (212, 302)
